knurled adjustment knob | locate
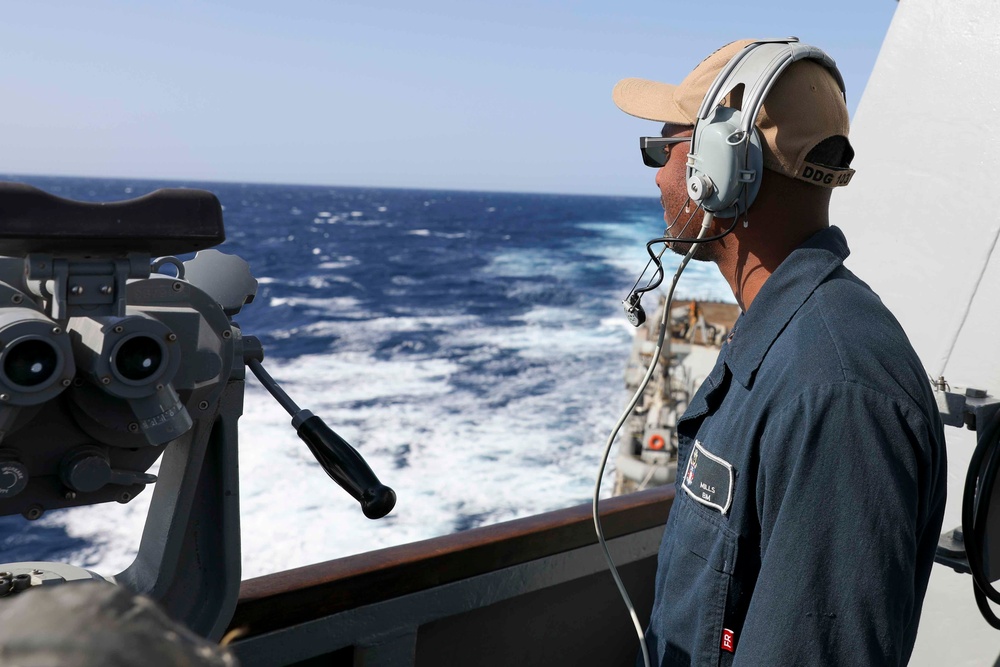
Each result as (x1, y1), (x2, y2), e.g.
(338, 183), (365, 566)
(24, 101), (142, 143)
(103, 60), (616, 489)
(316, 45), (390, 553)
(60, 449), (112, 494)
(0, 460), (28, 498)
(59, 447), (157, 494)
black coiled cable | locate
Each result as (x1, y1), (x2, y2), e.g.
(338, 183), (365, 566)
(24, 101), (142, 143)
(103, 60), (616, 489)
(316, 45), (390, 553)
(962, 407), (1000, 628)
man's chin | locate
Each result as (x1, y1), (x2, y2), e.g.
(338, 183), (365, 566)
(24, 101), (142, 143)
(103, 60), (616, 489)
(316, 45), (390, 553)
(666, 240), (692, 257)
(667, 240), (714, 262)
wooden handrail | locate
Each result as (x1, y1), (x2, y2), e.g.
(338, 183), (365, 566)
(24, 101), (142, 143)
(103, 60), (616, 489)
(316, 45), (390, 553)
(229, 485), (674, 637)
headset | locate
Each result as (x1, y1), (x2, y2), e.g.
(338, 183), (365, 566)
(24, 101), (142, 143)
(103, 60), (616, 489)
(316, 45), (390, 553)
(686, 37), (846, 217)
(604, 38), (848, 667)
(623, 37), (847, 326)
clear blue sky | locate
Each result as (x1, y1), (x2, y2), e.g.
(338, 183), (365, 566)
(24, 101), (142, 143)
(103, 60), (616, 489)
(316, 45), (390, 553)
(1, 1), (897, 197)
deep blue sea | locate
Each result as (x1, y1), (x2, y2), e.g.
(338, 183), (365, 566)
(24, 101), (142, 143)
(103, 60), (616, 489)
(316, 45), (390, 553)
(0, 175), (732, 578)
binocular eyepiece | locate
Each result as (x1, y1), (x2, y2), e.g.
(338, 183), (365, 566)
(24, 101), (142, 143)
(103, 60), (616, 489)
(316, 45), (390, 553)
(69, 314), (191, 446)
(6, 339), (60, 387)
(0, 308), (75, 406)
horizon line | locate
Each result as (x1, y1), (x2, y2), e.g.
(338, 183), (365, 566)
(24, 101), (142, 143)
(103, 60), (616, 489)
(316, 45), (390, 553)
(0, 172), (661, 203)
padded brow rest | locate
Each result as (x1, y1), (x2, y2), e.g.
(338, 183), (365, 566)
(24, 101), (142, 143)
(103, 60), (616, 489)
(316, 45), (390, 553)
(0, 182), (225, 256)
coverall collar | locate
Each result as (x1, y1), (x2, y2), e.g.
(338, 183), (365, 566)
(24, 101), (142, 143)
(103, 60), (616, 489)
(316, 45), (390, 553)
(724, 225), (851, 389)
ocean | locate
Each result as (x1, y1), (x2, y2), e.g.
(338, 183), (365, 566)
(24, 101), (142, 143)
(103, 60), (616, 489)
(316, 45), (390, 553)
(0, 175), (733, 579)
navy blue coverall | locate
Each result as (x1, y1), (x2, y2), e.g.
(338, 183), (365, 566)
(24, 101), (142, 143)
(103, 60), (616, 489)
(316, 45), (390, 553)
(644, 226), (947, 666)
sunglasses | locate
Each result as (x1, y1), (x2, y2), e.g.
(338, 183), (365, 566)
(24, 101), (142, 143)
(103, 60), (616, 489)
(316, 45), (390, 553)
(639, 136), (692, 168)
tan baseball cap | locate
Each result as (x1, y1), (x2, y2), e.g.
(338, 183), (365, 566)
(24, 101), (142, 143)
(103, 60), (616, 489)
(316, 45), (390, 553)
(613, 39), (855, 188)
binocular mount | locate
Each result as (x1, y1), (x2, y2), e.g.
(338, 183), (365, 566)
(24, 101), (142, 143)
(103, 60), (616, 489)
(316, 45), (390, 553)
(0, 183), (395, 638)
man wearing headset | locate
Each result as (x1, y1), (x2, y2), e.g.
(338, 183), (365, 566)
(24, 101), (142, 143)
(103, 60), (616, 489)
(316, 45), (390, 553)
(613, 39), (946, 665)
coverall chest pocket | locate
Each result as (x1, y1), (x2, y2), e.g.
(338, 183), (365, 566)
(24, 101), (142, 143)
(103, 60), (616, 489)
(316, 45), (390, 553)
(661, 498), (737, 667)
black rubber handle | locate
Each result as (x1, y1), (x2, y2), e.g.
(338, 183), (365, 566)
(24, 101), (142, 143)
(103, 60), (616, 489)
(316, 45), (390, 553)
(296, 415), (396, 519)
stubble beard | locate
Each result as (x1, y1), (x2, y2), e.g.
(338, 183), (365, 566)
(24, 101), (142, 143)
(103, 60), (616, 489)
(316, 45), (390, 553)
(663, 200), (717, 262)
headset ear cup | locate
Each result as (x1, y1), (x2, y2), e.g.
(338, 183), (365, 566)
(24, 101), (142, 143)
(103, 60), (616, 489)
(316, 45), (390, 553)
(686, 107), (764, 218)
(686, 106), (743, 215)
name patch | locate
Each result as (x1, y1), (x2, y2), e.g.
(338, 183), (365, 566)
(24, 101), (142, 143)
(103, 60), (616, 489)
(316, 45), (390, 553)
(681, 440), (734, 514)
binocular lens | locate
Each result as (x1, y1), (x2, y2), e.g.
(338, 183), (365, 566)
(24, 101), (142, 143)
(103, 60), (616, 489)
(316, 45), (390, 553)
(114, 336), (163, 382)
(4, 339), (59, 388)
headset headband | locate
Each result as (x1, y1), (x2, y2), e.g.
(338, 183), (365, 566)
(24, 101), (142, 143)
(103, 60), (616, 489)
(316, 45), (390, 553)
(696, 38), (846, 137)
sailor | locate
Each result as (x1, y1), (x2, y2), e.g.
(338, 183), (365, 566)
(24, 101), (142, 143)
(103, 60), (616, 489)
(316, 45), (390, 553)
(613, 39), (947, 665)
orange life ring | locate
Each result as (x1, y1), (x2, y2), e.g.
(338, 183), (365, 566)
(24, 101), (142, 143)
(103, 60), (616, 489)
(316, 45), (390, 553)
(647, 434), (666, 451)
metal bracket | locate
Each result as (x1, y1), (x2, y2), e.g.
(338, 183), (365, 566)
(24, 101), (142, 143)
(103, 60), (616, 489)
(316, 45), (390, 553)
(25, 253), (151, 320)
(934, 384), (1000, 578)
(934, 385), (1000, 432)
(114, 373), (243, 639)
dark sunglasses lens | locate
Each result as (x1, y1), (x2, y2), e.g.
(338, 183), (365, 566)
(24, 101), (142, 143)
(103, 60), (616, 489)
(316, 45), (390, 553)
(641, 145), (667, 168)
